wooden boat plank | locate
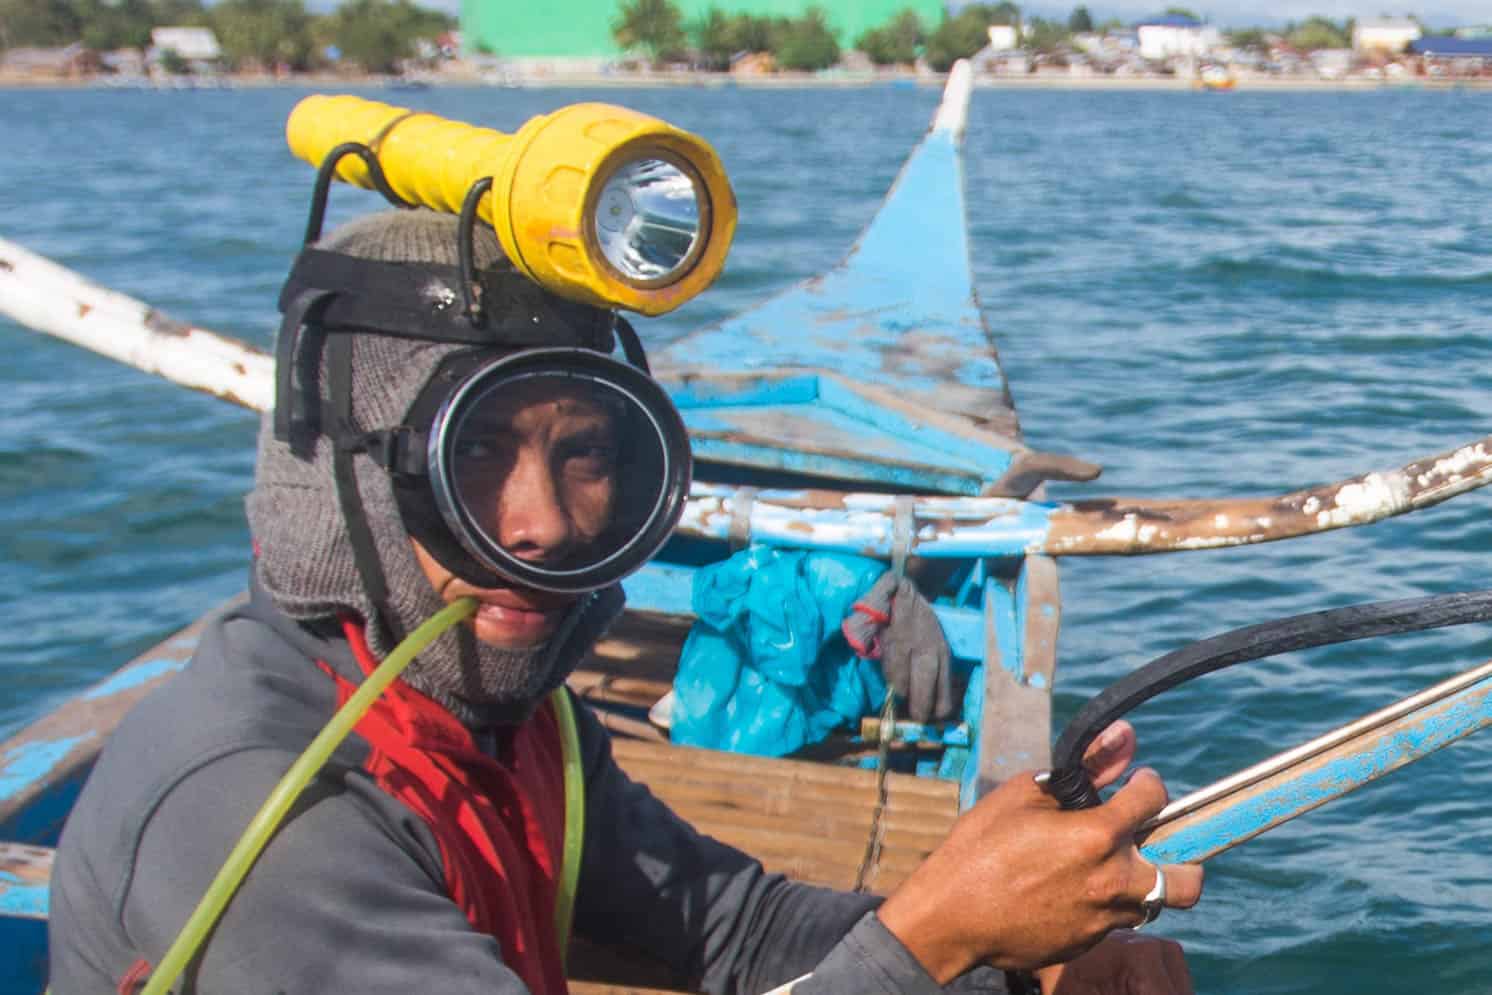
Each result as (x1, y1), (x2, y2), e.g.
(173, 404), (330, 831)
(0, 603), (233, 842)
(667, 370), (1031, 495)
(611, 739), (962, 801)
(656, 64), (1023, 488)
(0, 841), (52, 921)
(977, 555), (1061, 794)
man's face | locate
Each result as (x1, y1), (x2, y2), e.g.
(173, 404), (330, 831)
(414, 380), (620, 648)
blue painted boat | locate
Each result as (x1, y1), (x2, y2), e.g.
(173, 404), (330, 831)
(3, 62), (1492, 993)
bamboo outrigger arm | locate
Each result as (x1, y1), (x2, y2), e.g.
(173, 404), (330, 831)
(0, 235), (274, 411)
(1140, 655), (1492, 864)
(3, 232), (1489, 560)
(680, 436), (1492, 556)
(1043, 442), (1492, 553)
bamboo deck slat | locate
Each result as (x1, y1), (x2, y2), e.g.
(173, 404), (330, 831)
(609, 738), (958, 889)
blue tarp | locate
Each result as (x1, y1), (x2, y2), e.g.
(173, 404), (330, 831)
(670, 547), (889, 757)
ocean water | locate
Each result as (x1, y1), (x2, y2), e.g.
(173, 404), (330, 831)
(2, 83), (1491, 993)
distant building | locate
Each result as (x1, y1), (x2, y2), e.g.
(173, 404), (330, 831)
(731, 51), (777, 75)
(101, 49), (148, 77)
(148, 27), (223, 73)
(1310, 48), (1354, 78)
(1408, 36), (1492, 61)
(1134, 14), (1220, 62)
(461, 0), (947, 66)
(1352, 18), (1421, 55)
(0, 44), (98, 79)
(986, 25), (1018, 51)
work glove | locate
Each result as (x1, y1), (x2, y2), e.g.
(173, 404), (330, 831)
(842, 572), (954, 723)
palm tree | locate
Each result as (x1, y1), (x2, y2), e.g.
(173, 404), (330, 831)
(612, 0), (687, 65)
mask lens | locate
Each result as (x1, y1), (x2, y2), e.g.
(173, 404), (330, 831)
(433, 355), (688, 592)
(593, 157), (702, 285)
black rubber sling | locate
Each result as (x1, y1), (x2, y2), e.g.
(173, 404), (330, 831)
(1046, 589), (1492, 810)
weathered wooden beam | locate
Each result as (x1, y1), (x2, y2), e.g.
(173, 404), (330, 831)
(1044, 437), (1492, 554)
(975, 556), (1060, 800)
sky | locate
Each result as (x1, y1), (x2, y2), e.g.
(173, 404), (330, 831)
(385, 0), (1482, 34)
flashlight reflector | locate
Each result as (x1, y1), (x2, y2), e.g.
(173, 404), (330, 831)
(593, 157), (704, 286)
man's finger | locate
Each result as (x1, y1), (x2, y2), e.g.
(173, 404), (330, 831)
(1080, 720), (1135, 790)
(1157, 862), (1203, 910)
(1101, 767), (1170, 831)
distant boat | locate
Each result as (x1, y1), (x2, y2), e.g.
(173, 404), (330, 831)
(1198, 64), (1236, 90)
(387, 76), (431, 91)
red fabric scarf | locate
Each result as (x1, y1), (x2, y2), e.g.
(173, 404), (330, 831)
(329, 619), (570, 995)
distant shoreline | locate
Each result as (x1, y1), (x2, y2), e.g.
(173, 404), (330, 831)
(3, 70), (1489, 92)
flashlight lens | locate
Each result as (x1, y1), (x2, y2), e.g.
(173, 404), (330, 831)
(594, 158), (702, 285)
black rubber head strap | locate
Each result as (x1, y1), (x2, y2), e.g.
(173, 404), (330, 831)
(326, 333), (398, 648)
(274, 288), (337, 454)
(279, 249), (615, 351)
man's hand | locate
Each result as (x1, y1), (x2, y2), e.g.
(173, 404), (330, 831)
(1034, 931), (1192, 995)
(1029, 725), (1196, 994)
(876, 722), (1202, 982)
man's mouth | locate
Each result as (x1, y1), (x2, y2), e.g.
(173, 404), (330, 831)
(469, 597), (567, 646)
(475, 586), (573, 614)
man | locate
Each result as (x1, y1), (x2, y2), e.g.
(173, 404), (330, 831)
(49, 209), (1201, 994)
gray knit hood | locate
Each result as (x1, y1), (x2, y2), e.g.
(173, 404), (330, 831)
(246, 209), (624, 728)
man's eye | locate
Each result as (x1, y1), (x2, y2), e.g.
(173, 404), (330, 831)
(456, 439), (513, 466)
(457, 440), (492, 459)
(564, 445), (617, 478)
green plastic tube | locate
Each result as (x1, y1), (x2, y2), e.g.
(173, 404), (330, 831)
(550, 685), (585, 965)
(141, 597), (477, 995)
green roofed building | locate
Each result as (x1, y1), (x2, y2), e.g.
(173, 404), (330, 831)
(462, 0), (947, 62)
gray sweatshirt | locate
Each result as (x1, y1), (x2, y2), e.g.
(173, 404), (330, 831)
(49, 580), (1010, 994)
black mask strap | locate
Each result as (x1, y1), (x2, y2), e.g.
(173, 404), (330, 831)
(326, 333), (399, 649)
(614, 316), (650, 374)
(274, 289), (337, 457)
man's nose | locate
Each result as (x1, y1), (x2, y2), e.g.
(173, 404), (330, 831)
(496, 449), (572, 559)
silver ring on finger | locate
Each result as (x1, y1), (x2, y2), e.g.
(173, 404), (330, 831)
(1135, 864), (1166, 929)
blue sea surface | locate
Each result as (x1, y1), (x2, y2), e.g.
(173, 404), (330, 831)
(2, 83), (1490, 993)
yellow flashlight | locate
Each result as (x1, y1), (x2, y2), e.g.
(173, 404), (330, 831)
(285, 95), (736, 317)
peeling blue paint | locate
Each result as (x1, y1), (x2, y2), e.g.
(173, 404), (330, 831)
(688, 434), (983, 494)
(667, 374), (821, 409)
(0, 873), (49, 919)
(658, 128), (1008, 442)
(960, 666), (986, 812)
(1142, 681), (1492, 865)
(0, 736), (90, 803)
(987, 577), (1022, 681)
(81, 656), (187, 699)
(815, 376), (1014, 475)
(661, 365), (1016, 485)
